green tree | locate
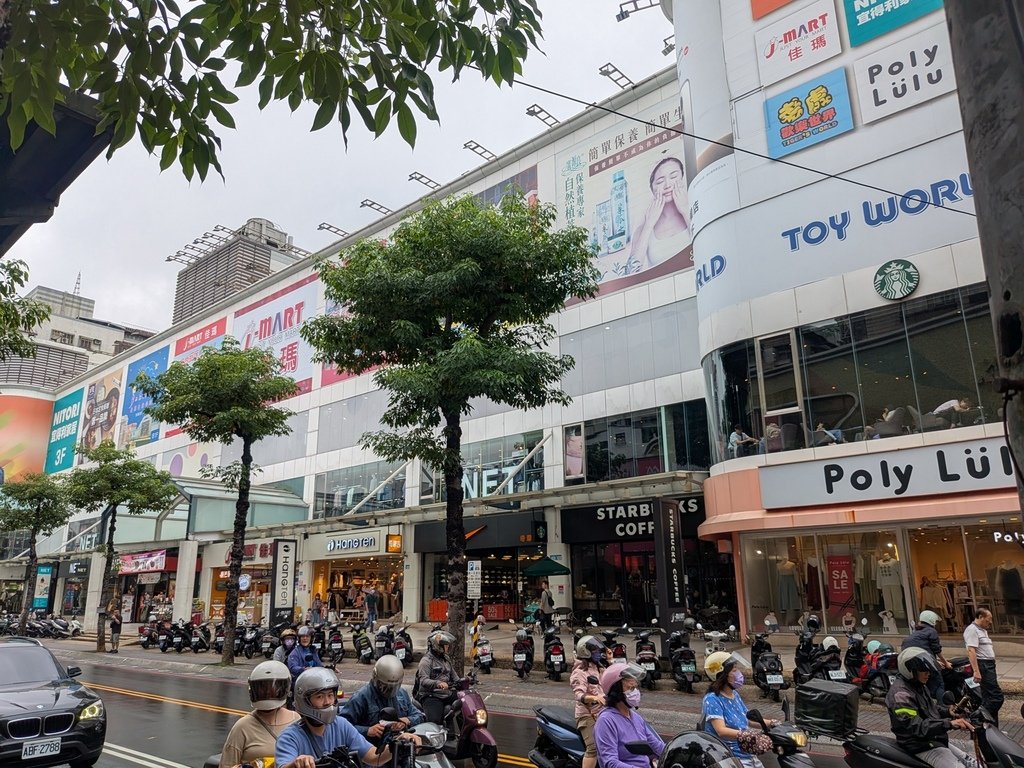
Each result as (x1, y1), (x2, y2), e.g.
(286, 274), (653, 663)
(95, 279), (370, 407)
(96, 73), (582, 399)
(0, 259), (51, 362)
(302, 192), (599, 677)
(1, 0), (543, 180)
(65, 441), (179, 652)
(0, 473), (72, 634)
(135, 337), (298, 664)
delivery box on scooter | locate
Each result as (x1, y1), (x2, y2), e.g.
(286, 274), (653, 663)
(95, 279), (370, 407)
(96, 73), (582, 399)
(795, 679), (859, 739)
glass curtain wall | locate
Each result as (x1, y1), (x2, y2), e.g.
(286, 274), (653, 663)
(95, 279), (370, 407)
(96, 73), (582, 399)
(313, 460), (407, 519)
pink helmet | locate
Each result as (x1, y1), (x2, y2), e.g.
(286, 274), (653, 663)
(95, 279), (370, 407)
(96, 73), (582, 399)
(599, 662), (646, 695)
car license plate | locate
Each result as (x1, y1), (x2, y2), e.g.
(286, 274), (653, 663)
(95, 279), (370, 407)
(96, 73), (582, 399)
(22, 738), (61, 759)
(829, 670), (847, 680)
(396, 648), (406, 659)
(767, 674), (784, 685)
(331, 643), (342, 650)
(966, 678), (980, 689)
(681, 663), (696, 672)
(642, 662), (656, 670)
(514, 653), (526, 662)
(551, 655), (563, 663)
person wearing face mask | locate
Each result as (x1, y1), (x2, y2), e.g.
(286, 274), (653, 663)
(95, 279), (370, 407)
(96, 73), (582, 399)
(274, 628), (298, 664)
(571, 636), (608, 768)
(702, 652), (778, 768)
(287, 625), (323, 686)
(593, 663), (665, 768)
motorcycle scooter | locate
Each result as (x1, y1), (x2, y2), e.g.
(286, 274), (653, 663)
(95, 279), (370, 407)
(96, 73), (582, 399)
(191, 621), (212, 653)
(543, 626), (568, 682)
(510, 619), (535, 679)
(748, 703), (813, 768)
(633, 620), (662, 689)
(393, 624), (414, 667)
(473, 628), (494, 675)
(350, 622), (374, 664)
(600, 627), (628, 664)
(668, 626), (700, 693)
(751, 625), (789, 702)
(421, 673), (497, 768)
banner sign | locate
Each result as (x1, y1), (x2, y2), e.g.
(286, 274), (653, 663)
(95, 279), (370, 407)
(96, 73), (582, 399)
(80, 370), (124, 459)
(764, 67), (854, 158)
(755, 0), (843, 87)
(118, 550), (167, 574)
(827, 555), (856, 616)
(271, 539), (297, 625)
(235, 275), (317, 395)
(45, 388), (83, 474)
(120, 346), (169, 448)
(173, 317), (228, 364)
(652, 498), (689, 633)
(853, 23), (956, 124)
(843, 0), (944, 47)
(32, 564), (53, 610)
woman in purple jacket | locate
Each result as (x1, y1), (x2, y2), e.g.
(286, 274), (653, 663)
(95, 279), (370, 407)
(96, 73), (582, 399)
(593, 663), (665, 768)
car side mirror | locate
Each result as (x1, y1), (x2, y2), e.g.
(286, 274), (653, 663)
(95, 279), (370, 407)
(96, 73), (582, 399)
(67, 666), (82, 678)
(624, 741), (655, 757)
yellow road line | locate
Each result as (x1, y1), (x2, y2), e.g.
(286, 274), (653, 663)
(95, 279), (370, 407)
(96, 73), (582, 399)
(85, 681), (247, 716)
(499, 754), (534, 767)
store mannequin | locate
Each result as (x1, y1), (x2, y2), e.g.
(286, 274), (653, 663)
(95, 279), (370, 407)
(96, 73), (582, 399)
(777, 559), (800, 626)
(879, 609), (898, 634)
(997, 560), (1024, 617)
(805, 556), (822, 610)
(874, 551), (904, 619)
(920, 577), (952, 631)
(842, 611), (856, 631)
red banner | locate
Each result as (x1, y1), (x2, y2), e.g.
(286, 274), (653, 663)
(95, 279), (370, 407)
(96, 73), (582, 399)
(826, 555), (855, 617)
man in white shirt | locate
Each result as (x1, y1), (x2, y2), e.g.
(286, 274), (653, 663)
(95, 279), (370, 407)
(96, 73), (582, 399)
(964, 607), (1003, 725)
(728, 424), (757, 457)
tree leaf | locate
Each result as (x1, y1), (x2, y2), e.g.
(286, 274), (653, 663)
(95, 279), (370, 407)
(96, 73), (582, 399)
(396, 101), (416, 147)
(209, 101), (235, 128)
(311, 99), (336, 131)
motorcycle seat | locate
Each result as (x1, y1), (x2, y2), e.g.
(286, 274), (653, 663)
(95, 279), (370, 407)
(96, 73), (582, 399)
(535, 706), (579, 735)
(851, 735), (930, 768)
(948, 656), (969, 667)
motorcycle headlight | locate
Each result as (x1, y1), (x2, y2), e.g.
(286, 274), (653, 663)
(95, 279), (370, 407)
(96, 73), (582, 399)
(474, 709), (488, 725)
(79, 701), (104, 721)
(787, 731), (808, 748)
(426, 729), (447, 749)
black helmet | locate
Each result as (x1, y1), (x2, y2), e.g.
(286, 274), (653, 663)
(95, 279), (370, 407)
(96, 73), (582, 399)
(662, 730), (736, 768)
(806, 615), (821, 632)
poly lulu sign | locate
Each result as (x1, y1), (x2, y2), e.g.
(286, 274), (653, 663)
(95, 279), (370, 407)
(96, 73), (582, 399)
(760, 437), (1018, 509)
(271, 538), (296, 624)
(755, 0), (842, 87)
(854, 23), (956, 124)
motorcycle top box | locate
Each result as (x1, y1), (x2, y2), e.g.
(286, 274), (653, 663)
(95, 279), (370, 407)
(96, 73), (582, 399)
(794, 679), (859, 740)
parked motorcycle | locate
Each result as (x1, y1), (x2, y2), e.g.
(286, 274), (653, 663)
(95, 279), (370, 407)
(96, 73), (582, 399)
(792, 615), (824, 685)
(844, 619), (870, 683)
(473, 628), (494, 675)
(240, 623), (262, 659)
(942, 656), (982, 707)
(633, 620), (662, 689)
(751, 627), (789, 702)
(510, 619), (535, 679)
(170, 618), (193, 653)
(349, 622), (374, 664)
(421, 673), (497, 768)
(375, 623), (396, 660)
(668, 625), (700, 693)
(322, 622), (346, 665)
(394, 624), (414, 666)
(599, 627), (628, 664)
(543, 626), (568, 682)
(191, 622), (212, 653)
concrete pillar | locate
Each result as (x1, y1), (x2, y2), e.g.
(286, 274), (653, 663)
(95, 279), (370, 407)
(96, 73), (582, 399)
(83, 551), (107, 634)
(403, 524), (422, 623)
(172, 539), (199, 622)
(545, 508), (572, 611)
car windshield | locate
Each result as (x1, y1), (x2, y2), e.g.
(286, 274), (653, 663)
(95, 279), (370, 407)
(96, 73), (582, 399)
(0, 646), (64, 685)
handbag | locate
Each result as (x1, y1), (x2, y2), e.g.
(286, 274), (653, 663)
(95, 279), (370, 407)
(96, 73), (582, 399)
(736, 729), (773, 755)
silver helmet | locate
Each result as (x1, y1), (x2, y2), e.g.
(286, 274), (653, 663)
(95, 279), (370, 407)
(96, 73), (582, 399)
(294, 667), (340, 726)
(428, 630), (455, 656)
(372, 655), (405, 698)
(248, 660), (290, 711)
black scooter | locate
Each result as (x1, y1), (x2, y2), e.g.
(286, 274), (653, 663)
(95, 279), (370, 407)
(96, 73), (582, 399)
(510, 620), (535, 679)
(543, 626), (568, 682)
(599, 627), (628, 664)
(751, 628), (789, 702)
(844, 619), (869, 683)
(633, 621), (661, 690)
(667, 627), (700, 693)
(749, 703), (813, 768)
(792, 615), (822, 685)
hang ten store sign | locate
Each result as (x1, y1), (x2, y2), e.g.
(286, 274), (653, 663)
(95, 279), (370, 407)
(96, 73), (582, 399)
(759, 437), (1015, 508)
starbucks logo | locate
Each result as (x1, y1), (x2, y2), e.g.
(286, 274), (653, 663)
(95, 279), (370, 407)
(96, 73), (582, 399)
(873, 259), (920, 300)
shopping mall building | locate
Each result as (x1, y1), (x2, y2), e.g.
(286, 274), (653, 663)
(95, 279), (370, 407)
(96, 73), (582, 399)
(2, 0), (1019, 642)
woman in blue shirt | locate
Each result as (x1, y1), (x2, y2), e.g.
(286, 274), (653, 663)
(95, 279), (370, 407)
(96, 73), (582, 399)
(702, 652), (777, 768)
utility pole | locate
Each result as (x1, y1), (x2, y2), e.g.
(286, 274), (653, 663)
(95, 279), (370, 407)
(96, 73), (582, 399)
(945, 2), (1024, 504)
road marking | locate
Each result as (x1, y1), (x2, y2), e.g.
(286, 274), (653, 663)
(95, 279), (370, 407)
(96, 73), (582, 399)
(499, 754), (534, 767)
(85, 681), (247, 716)
(104, 741), (192, 768)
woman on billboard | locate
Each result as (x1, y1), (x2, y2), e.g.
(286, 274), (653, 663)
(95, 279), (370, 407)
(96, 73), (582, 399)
(630, 156), (690, 269)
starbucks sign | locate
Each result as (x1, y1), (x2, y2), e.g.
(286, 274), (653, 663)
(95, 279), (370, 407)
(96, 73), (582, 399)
(873, 259), (920, 300)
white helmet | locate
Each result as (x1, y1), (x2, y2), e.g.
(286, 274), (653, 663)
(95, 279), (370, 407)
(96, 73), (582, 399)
(372, 655), (405, 698)
(248, 660), (290, 711)
(704, 651), (749, 679)
(919, 610), (940, 627)
(822, 636), (839, 651)
(294, 668), (340, 726)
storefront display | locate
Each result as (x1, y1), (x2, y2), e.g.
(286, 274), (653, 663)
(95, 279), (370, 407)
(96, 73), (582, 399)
(304, 527), (404, 622)
(57, 558), (90, 616)
(118, 549), (178, 623)
(204, 539), (278, 624)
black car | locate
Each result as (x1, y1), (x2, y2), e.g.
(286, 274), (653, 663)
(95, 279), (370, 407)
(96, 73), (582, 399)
(0, 637), (105, 767)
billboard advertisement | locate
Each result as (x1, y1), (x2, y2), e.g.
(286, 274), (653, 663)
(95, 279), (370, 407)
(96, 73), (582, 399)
(161, 442), (216, 478)
(173, 316), (227, 365)
(235, 275), (316, 395)
(556, 96), (693, 294)
(755, 0), (843, 87)
(764, 67), (854, 158)
(45, 388), (84, 474)
(80, 369), (124, 459)
(843, 0), (943, 47)
(475, 165), (539, 208)
(0, 396), (52, 481)
(32, 564), (53, 610)
(119, 346), (169, 449)
(853, 22), (955, 124)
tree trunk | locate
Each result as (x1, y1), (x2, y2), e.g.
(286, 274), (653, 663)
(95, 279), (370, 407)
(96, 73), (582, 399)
(95, 504), (119, 653)
(0, 0), (12, 52)
(945, 3), (1024, 507)
(443, 409), (467, 675)
(18, 522), (38, 635)
(222, 438), (253, 665)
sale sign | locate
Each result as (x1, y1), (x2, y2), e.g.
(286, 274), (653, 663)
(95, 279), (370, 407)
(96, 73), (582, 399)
(827, 554), (856, 616)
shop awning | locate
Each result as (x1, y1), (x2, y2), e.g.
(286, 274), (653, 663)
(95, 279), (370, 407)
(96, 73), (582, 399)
(522, 556), (571, 577)
(173, 477), (309, 535)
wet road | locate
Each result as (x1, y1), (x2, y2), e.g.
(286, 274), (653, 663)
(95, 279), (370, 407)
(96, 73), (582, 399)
(50, 663), (847, 768)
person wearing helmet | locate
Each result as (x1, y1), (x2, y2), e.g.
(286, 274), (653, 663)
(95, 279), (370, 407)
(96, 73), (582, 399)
(886, 648), (975, 768)
(593, 663), (664, 768)
(413, 630), (459, 723)
(902, 611), (950, 703)
(344, 655), (425, 743)
(274, 627), (298, 665)
(570, 636), (607, 768)
(702, 651), (777, 768)
(287, 625), (323, 683)
(277, 668), (419, 768)
(220, 661), (300, 768)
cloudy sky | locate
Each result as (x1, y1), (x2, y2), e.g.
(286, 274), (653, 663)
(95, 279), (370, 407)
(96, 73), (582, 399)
(10, 2), (674, 332)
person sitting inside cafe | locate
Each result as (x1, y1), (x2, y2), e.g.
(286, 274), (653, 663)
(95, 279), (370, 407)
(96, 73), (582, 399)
(728, 425), (758, 457)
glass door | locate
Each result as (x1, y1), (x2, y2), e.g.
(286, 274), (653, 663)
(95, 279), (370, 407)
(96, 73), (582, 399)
(755, 331), (807, 453)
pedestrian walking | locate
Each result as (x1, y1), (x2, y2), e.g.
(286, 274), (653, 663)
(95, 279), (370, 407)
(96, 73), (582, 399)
(964, 607), (1004, 724)
(364, 584), (379, 629)
(107, 601), (122, 654)
(539, 581), (555, 631)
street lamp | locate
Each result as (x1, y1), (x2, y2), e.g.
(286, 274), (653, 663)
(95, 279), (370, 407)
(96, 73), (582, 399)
(409, 171), (441, 190)
(360, 199), (393, 215)
(463, 140), (497, 161)
(526, 104), (559, 127)
(598, 63), (634, 89)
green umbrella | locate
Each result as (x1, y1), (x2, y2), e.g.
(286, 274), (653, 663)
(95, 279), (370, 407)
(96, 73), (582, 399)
(522, 556), (570, 577)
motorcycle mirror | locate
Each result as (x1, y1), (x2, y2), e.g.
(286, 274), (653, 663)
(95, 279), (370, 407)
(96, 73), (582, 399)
(747, 709), (767, 728)
(623, 741), (655, 757)
(861, 617), (869, 626)
(651, 618), (658, 625)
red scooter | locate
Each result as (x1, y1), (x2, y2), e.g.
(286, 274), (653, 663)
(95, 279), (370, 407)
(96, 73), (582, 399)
(422, 673), (497, 768)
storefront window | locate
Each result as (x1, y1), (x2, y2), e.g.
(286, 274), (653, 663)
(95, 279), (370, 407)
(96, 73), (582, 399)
(742, 534), (819, 630)
(818, 531), (906, 634)
(570, 542), (658, 624)
(909, 526), (969, 633)
(664, 400), (712, 471)
(432, 431), (544, 502)
(963, 520), (1024, 635)
(313, 460), (407, 519)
